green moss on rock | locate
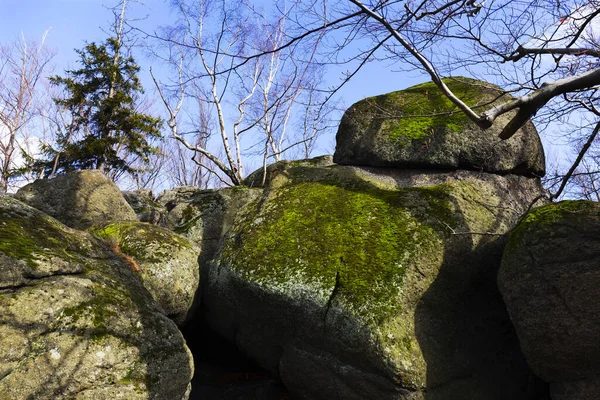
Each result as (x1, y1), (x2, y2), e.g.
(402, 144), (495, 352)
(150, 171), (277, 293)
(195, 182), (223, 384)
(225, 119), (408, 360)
(354, 78), (500, 144)
(508, 200), (600, 249)
(221, 181), (455, 323)
(0, 196), (194, 399)
(0, 196), (93, 272)
(334, 77), (545, 177)
(90, 221), (200, 325)
(93, 222), (194, 264)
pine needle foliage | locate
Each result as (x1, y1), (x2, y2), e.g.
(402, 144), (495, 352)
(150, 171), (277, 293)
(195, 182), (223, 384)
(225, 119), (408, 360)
(38, 37), (162, 177)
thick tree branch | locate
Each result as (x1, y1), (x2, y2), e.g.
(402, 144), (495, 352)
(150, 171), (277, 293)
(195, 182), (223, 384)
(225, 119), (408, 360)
(509, 46), (600, 61)
(481, 67), (600, 139)
(349, 0), (484, 125)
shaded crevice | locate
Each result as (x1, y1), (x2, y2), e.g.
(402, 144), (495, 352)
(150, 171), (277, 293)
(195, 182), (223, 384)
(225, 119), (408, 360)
(425, 373), (474, 392)
(182, 314), (290, 400)
(0, 367), (14, 381)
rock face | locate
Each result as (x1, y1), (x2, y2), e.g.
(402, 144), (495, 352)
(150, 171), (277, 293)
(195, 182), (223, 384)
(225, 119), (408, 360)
(499, 200), (600, 400)
(158, 186), (262, 269)
(203, 161), (547, 400)
(122, 189), (166, 224)
(91, 222), (200, 326)
(15, 170), (137, 230)
(333, 78), (545, 177)
(0, 196), (193, 399)
(243, 155), (335, 188)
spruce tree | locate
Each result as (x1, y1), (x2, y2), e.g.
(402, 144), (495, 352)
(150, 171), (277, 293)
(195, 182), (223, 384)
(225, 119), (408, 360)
(38, 37), (161, 178)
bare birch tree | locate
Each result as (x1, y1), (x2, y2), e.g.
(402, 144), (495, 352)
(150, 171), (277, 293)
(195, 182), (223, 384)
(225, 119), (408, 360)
(0, 31), (54, 193)
(148, 0), (330, 186)
(222, 0), (598, 197)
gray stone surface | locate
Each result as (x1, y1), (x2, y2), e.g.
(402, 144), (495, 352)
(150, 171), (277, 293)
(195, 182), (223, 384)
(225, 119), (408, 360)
(0, 195), (193, 399)
(244, 155), (335, 188)
(333, 78), (545, 177)
(203, 163), (548, 400)
(90, 221), (200, 326)
(499, 200), (600, 400)
(158, 186), (262, 269)
(122, 189), (166, 224)
(15, 170), (137, 229)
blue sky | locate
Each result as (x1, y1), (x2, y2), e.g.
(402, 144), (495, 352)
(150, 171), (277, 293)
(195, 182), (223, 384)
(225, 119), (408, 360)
(1, 1), (166, 69)
(0, 0), (426, 168)
(1, 0), (571, 180)
(0, 0), (417, 103)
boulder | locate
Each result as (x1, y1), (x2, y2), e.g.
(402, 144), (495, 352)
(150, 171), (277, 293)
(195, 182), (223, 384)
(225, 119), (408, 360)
(91, 222), (200, 326)
(158, 186), (262, 268)
(15, 170), (137, 230)
(243, 155), (335, 188)
(499, 200), (600, 400)
(156, 186), (262, 325)
(203, 161), (548, 399)
(0, 196), (193, 399)
(156, 186), (205, 209)
(333, 77), (545, 177)
(122, 189), (166, 224)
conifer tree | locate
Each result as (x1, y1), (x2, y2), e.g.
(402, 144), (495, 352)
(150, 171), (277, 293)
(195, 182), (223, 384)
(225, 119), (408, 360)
(37, 37), (162, 178)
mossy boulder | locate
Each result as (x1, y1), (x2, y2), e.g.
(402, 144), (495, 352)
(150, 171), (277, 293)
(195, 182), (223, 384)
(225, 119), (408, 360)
(91, 222), (200, 326)
(499, 200), (600, 400)
(334, 77), (545, 177)
(0, 196), (193, 399)
(15, 170), (137, 230)
(122, 189), (166, 224)
(243, 155), (335, 188)
(204, 163), (547, 399)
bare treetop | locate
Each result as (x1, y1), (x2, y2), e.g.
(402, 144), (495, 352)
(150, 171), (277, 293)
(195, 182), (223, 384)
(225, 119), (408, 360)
(271, 0), (599, 138)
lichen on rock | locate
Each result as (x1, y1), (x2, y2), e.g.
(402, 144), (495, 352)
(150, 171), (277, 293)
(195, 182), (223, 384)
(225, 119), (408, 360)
(91, 221), (200, 326)
(14, 170), (137, 230)
(500, 200), (600, 400)
(0, 195), (193, 399)
(122, 189), (166, 224)
(334, 77), (545, 177)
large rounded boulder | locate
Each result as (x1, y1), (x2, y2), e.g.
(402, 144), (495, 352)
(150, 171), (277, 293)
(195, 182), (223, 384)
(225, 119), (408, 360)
(203, 161), (547, 399)
(91, 222), (200, 326)
(334, 77), (545, 177)
(499, 200), (600, 400)
(15, 170), (137, 230)
(0, 196), (194, 399)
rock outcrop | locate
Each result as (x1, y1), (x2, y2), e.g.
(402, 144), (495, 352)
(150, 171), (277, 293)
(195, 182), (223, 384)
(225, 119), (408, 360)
(243, 155), (335, 188)
(15, 170), (137, 230)
(499, 200), (600, 400)
(91, 222), (200, 326)
(333, 77), (545, 177)
(2, 77), (560, 400)
(202, 160), (547, 399)
(158, 186), (262, 270)
(122, 189), (166, 224)
(0, 196), (193, 399)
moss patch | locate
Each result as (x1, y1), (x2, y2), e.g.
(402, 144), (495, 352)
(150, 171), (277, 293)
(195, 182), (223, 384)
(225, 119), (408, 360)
(0, 197), (91, 270)
(58, 279), (140, 341)
(508, 200), (600, 248)
(221, 181), (456, 324)
(92, 222), (194, 264)
(352, 77), (505, 144)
